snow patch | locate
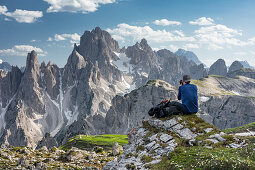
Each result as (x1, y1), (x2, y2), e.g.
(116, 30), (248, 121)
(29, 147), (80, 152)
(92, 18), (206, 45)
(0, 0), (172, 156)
(231, 90), (240, 95)
(112, 52), (134, 74)
(200, 96), (210, 102)
(0, 93), (16, 134)
(65, 105), (79, 126)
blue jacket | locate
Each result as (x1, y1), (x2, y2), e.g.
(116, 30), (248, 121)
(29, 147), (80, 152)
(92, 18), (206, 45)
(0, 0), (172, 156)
(178, 84), (198, 113)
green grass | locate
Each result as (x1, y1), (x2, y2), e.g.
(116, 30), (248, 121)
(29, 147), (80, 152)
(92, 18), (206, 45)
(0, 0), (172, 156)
(224, 122), (255, 134)
(150, 144), (255, 169)
(59, 134), (128, 151)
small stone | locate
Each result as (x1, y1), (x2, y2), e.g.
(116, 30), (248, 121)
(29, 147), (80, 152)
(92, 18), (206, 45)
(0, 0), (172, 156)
(192, 127), (197, 132)
(204, 128), (214, 133)
(206, 138), (219, 144)
(172, 124), (184, 131)
(162, 118), (178, 129)
(112, 142), (123, 156)
(175, 128), (197, 139)
(205, 146), (213, 149)
(167, 139), (177, 147)
(177, 117), (182, 121)
(145, 141), (156, 150)
(209, 134), (226, 142)
(159, 134), (173, 143)
(18, 157), (29, 167)
(189, 139), (196, 146)
(149, 134), (158, 142)
(148, 119), (164, 128)
(234, 137), (240, 142)
(152, 143), (160, 150)
(240, 140), (246, 145)
(229, 143), (241, 148)
(220, 132), (226, 136)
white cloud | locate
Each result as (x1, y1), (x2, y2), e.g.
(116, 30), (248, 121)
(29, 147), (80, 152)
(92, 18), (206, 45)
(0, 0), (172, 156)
(30, 40), (37, 42)
(153, 19), (181, 26)
(48, 33), (80, 44)
(189, 17), (214, 26)
(4, 18), (11, 21)
(250, 51), (255, 55)
(233, 52), (247, 55)
(47, 37), (53, 41)
(106, 23), (195, 44)
(183, 43), (199, 50)
(193, 24), (252, 49)
(0, 45), (47, 56)
(0, 5), (43, 23)
(43, 0), (116, 13)
(169, 44), (179, 52)
(0, 5), (7, 14)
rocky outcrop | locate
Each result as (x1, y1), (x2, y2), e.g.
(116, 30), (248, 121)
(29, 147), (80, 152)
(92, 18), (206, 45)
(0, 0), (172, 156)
(228, 61), (244, 73)
(209, 59), (227, 76)
(36, 133), (58, 149)
(104, 116), (247, 169)
(199, 95), (255, 129)
(105, 80), (177, 134)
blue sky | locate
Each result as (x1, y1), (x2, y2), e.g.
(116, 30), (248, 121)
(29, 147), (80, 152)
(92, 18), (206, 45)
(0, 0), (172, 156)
(0, 0), (255, 67)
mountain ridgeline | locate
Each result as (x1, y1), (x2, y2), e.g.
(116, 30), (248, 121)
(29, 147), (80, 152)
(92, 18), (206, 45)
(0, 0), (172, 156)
(0, 27), (254, 149)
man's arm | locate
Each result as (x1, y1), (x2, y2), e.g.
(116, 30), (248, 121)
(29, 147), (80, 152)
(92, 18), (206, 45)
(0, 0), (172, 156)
(177, 86), (181, 100)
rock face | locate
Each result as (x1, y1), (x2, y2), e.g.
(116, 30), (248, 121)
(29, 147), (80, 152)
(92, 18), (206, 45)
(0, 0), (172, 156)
(200, 95), (255, 129)
(175, 48), (202, 65)
(105, 80), (177, 134)
(208, 59), (227, 76)
(228, 61), (244, 73)
(156, 49), (207, 84)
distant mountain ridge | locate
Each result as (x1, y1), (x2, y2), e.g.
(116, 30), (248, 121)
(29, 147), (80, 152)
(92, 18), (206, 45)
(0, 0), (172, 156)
(0, 61), (12, 72)
(175, 48), (202, 65)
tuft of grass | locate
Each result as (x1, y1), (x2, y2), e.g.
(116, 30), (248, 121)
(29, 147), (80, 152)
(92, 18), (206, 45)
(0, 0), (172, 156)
(141, 155), (153, 163)
(59, 134), (128, 151)
(224, 122), (255, 134)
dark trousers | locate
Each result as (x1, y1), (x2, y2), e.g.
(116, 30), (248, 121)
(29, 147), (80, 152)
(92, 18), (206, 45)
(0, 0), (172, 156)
(164, 101), (189, 115)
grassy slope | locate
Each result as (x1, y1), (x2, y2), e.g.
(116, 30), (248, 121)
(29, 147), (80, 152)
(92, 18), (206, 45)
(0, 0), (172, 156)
(141, 114), (255, 169)
(59, 134), (128, 151)
(223, 122), (255, 134)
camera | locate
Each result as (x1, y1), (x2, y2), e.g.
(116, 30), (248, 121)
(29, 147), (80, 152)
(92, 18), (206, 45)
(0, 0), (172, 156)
(179, 80), (183, 85)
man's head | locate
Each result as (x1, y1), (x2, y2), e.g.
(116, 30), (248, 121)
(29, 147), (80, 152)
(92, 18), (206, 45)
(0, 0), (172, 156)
(182, 75), (191, 84)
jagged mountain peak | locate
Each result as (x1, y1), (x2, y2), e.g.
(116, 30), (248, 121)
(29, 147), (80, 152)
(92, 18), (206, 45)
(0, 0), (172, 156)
(25, 50), (39, 74)
(78, 27), (119, 65)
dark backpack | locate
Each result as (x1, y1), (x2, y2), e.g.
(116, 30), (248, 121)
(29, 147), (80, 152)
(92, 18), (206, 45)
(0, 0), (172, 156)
(148, 100), (170, 118)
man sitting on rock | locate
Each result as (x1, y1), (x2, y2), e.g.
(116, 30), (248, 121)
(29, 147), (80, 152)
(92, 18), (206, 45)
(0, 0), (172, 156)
(165, 75), (198, 115)
(148, 75), (198, 117)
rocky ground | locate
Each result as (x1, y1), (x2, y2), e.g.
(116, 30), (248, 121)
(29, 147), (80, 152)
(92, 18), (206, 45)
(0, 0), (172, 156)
(104, 114), (255, 169)
(0, 145), (122, 169)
